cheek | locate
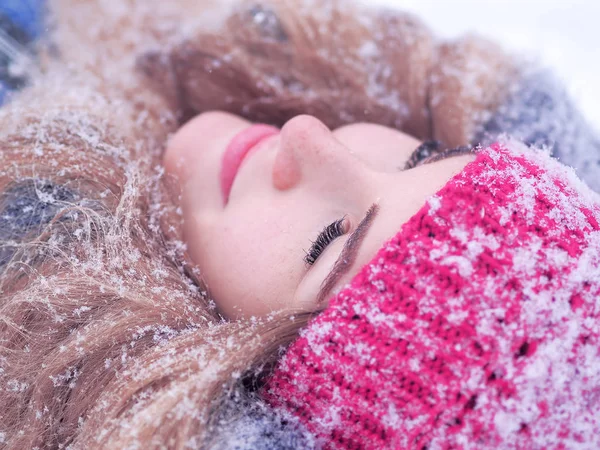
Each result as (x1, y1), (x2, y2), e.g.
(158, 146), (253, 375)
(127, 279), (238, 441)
(294, 237), (346, 308)
(163, 111), (250, 180)
(332, 123), (422, 172)
(164, 115), (211, 178)
(191, 227), (274, 318)
(183, 210), (301, 318)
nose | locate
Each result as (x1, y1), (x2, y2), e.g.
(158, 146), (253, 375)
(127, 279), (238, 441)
(272, 115), (369, 192)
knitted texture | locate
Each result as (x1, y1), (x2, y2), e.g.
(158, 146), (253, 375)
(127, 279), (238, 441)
(263, 141), (600, 449)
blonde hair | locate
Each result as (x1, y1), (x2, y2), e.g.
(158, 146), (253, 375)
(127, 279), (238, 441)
(0, 0), (517, 447)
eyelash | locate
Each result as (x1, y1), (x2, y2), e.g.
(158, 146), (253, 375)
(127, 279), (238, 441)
(403, 140), (442, 170)
(304, 217), (347, 266)
(404, 141), (474, 170)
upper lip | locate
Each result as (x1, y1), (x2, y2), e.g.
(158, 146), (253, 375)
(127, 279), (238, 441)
(220, 124), (280, 205)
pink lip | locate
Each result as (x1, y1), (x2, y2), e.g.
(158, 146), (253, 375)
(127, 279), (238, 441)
(220, 124), (280, 205)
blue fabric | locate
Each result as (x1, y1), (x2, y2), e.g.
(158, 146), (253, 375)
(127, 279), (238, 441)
(0, 0), (45, 104)
(478, 69), (600, 192)
(1, 0), (45, 38)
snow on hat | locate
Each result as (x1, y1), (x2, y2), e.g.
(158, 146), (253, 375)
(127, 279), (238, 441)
(263, 141), (600, 449)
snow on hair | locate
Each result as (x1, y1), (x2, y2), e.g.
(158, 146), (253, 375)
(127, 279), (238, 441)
(0, 75), (315, 448)
(0, 0), (518, 448)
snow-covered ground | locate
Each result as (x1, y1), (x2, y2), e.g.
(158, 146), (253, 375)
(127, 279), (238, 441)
(369, 0), (600, 132)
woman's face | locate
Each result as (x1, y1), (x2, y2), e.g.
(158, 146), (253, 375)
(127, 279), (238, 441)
(164, 111), (474, 319)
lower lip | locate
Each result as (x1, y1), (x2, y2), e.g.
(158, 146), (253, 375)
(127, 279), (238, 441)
(220, 124), (280, 204)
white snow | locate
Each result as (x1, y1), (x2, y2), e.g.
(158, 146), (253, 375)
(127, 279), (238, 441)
(368, 0), (600, 131)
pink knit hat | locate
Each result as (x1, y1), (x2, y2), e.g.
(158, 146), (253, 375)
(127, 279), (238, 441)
(263, 142), (600, 449)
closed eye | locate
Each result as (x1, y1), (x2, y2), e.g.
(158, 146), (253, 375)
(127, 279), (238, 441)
(403, 140), (442, 170)
(316, 203), (379, 304)
(304, 217), (348, 266)
(404, 142), (474, 170)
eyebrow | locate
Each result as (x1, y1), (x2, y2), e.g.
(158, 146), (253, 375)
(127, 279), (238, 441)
(316, 203), (380, 305)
